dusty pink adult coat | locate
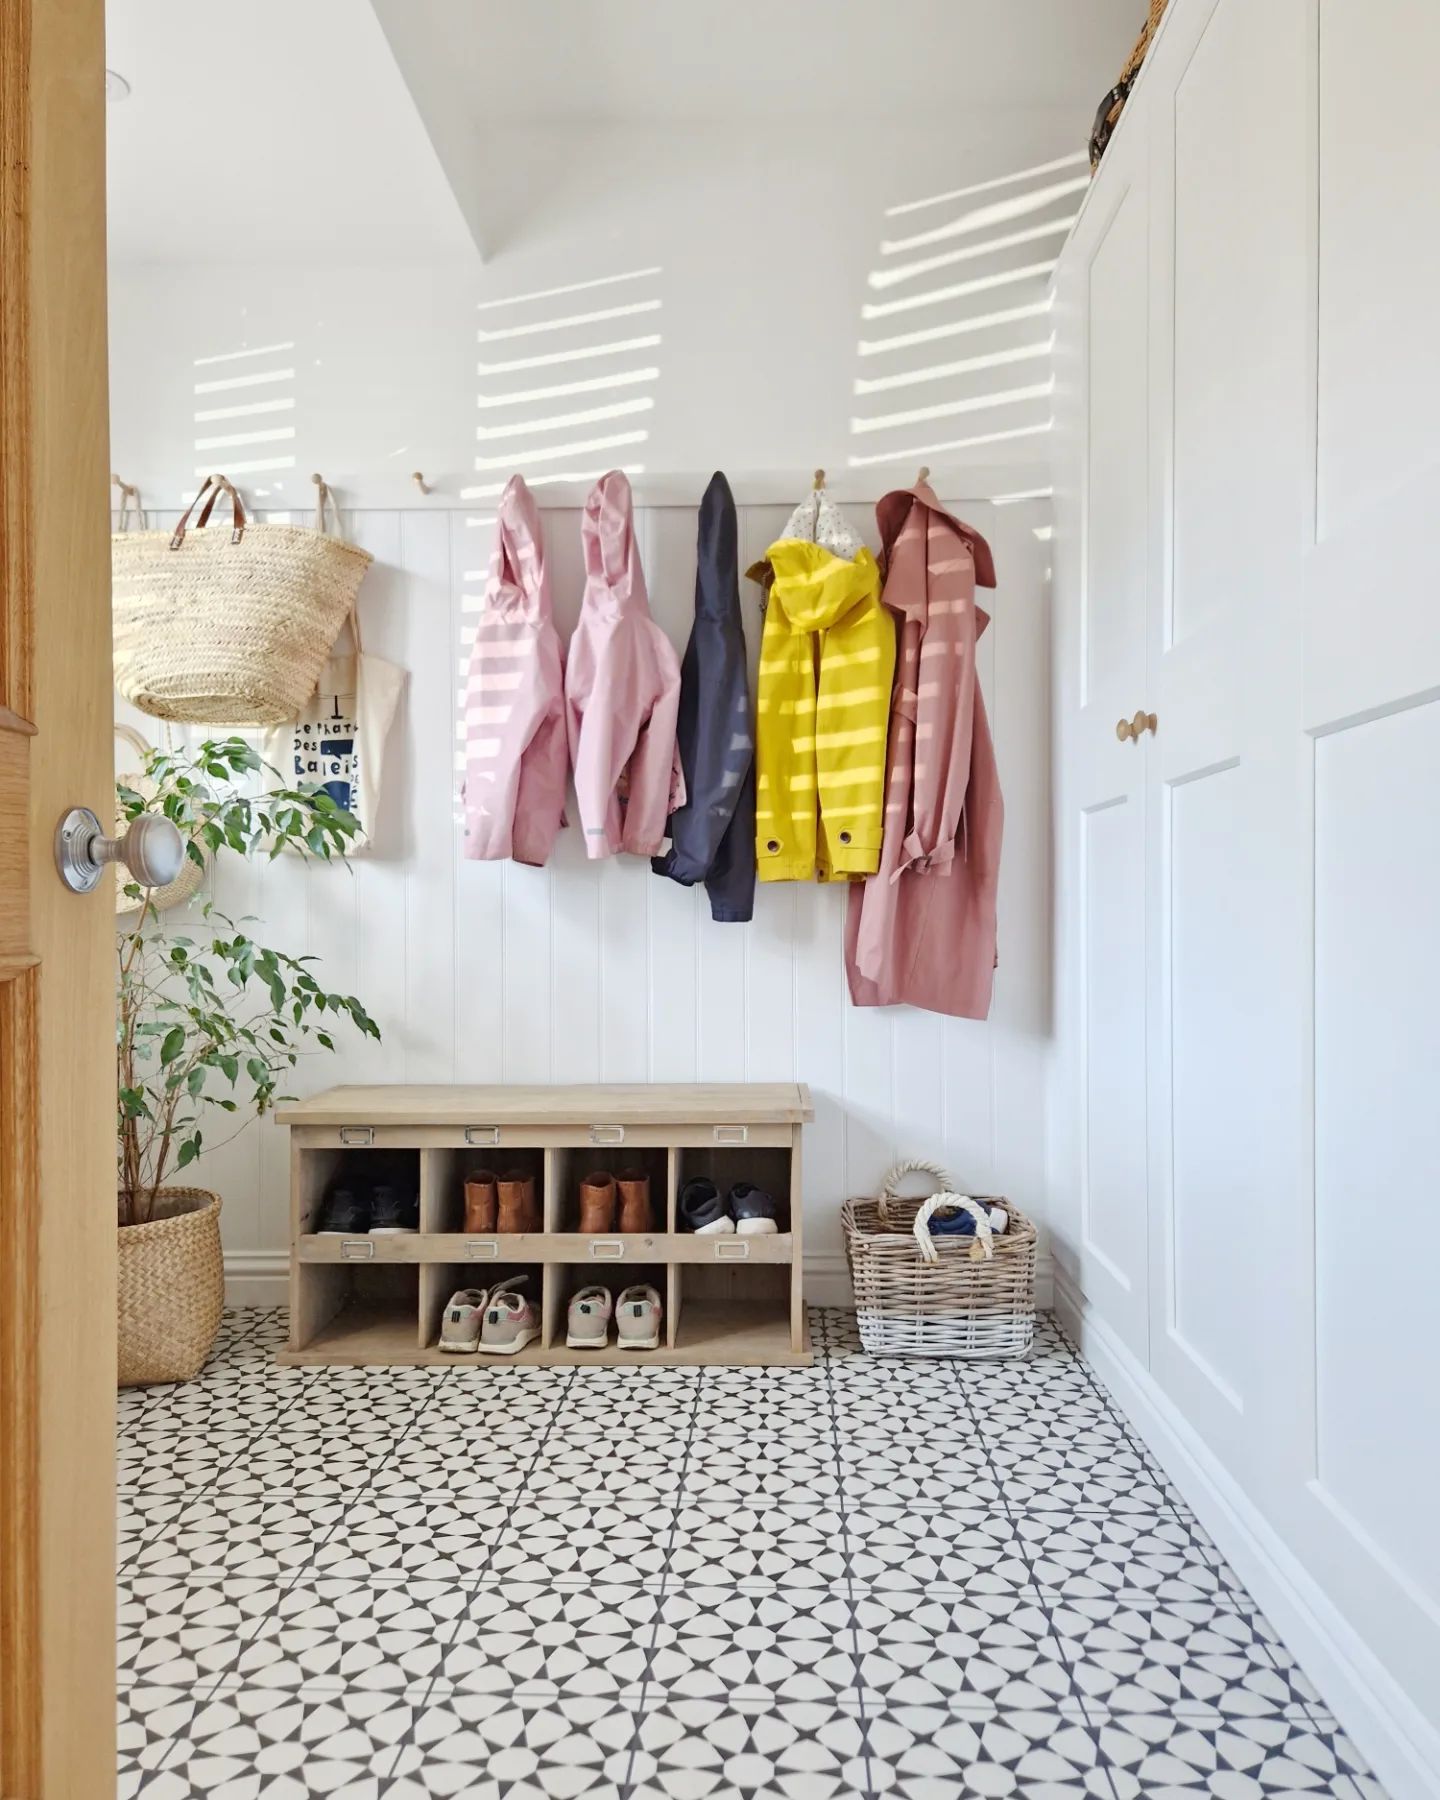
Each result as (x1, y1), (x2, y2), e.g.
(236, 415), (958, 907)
(565, 471), (685, 858)
(461, 475), (568, 866)
(845, 480), (1003, 1019)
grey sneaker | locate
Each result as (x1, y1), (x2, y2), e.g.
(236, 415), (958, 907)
(565, 1285), (613, 1349)
(478, 1279), (541, 1355)
(438, 1288), (489, 1353)
(615, 1284), (662, 1351)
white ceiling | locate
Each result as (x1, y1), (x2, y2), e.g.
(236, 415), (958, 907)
(375, 0), (1141, 122)
(107, 0), (1138, 263)
(104, 0), (475, 263)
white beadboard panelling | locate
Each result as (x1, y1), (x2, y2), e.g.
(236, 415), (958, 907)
(132, 496), (1049, 1276)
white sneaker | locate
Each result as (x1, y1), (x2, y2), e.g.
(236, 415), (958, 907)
(615, 1284), (663, 1351)
(478, 1278), (541, 1355)
(566, 1285), (613, 1349)
(439, 1288), (489, 1353)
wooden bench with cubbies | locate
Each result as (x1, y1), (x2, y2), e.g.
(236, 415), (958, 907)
(277, 1083), (814, 1367)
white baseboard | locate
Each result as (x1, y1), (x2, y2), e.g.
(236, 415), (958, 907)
(1054, 1265), (1440, 1800)
(228, 1248), (1055, 1314)
(224, 1251), (289, 1309)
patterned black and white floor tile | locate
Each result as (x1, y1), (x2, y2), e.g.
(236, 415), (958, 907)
(113, 1307), (1393, 1798)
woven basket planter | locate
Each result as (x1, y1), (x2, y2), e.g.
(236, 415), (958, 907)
(117, 1188), (224, 1386)
(113, 474), (373, 726)
(842, 1159), (1037, 1359)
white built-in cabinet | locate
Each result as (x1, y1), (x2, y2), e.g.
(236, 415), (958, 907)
(1050, 2), (1440, 1795)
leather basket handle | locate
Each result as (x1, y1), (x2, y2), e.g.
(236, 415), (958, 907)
(169, 473), (247, 550)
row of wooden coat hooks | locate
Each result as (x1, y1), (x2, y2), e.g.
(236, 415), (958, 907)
(112, 466), (939, 509)
(812, 465), (930, 489)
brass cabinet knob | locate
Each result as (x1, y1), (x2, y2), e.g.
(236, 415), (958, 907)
(1115, 709), (1158, 744)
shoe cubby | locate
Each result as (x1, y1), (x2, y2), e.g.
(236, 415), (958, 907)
(669, 1263), (797, 1361)
(296, 1144), (421, 1239)
(548, 1143), (670, 1235)
(420, 1144), (547, 1238)
(672, 1143), (795, 1244)
(278, 1084), (814, 1367)
(420, 1261), (548, 1355)
(290, 1261), (420, 1358)
(551, 1262), (668, 1358)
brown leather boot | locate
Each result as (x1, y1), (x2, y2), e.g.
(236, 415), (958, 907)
(577, 1171), (616, 1233)
(497, 1169), (540, 1234)
(463, 1170), (498, 1234)
(616, 1167), (653, 1233)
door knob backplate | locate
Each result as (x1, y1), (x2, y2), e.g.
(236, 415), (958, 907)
(55, 806), (185, 895)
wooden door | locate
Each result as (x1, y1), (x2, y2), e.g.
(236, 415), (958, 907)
(1054, 130), (1153, 1362)
(1, 1), (117, 1795)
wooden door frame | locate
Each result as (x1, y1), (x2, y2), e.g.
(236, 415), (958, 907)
(1, 2), (117, 1795)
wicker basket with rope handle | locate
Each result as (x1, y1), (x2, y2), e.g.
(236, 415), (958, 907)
(842, 1158), (1037, 1359)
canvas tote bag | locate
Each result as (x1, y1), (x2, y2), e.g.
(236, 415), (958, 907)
(262, 486), (403, 852)
(113, 472), (373, 726)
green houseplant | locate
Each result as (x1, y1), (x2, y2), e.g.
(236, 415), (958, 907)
(116, 735), (379, 1383)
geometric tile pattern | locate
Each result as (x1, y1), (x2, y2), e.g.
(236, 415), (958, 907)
(117, 1305), (1389, 1798)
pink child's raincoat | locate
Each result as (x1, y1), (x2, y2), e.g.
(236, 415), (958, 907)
(461, 475), (568, 865)
(565, 471), (685, 858)
(845, 479), (1003, 1019)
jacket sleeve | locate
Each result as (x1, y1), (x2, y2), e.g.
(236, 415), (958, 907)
(508, 632), (567, 866)
(656, 612), (754, 886)
(462, 619), (547, 861)
(566, 629), (631, 860)
(901, 541), (976, 876)
(703, 756), (756, 922)
(617, 627), (684, 858)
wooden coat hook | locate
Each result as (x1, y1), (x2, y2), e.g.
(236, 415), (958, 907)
(412, 471), (432, 496)
(812, 468), (825, 491)
(916, 466), (931, 485)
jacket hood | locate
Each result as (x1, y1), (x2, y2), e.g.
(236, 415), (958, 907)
(486, 475), (552, 621)
(780, 486), (865, 561)
(696, 472), (738, 620)
(876, 479), (996, 593)
(766, 539), (881, 634)
(581, 469), (649, 620)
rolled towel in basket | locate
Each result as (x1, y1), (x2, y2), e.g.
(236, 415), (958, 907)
(929, 1201), (1009, 1238)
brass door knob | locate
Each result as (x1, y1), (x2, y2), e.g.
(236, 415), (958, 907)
(1116, 709), (1158, 743)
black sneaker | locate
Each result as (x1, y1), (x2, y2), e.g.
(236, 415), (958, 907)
(679, 1177), (733, 1235)
(316, 1187), (369, 1234)
(370, 1184), (418, 1234)
(729, 1182), (778, 1236)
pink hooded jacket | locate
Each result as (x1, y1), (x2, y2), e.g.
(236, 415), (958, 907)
(845, 480), (1003, 1019)
(565, 471), (685, 858)
(461, 475), (568, 866)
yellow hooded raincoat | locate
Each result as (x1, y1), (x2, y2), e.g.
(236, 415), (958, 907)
(754, 529), (895, 883)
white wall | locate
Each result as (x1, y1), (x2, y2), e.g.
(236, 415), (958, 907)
(1048, 2), (1440, 1795)
(116, 491), (1052, 1302)
(107, 116), (1084, 509)
(110, 111), (1066, 1299)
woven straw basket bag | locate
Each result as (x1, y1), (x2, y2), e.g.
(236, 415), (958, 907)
(116, 1188), (224, 1386)
(843, 1158), (1037, 1358)
(113, 724), (207, 916)
(1089, 0), (1170, 171)
(113, 473), (373, 726)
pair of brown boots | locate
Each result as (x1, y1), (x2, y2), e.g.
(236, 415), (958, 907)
(462, 1169), (540, 1234)
(579, 1168), (653, 1234)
